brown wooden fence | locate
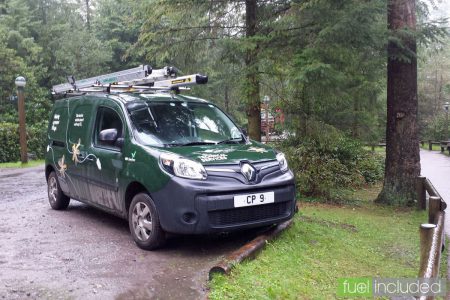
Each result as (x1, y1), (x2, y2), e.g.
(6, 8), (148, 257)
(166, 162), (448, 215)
(416, 176), (447, 300)
(367, 140), (450, 153)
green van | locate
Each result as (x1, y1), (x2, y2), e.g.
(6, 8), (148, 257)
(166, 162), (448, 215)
(45, 73), (296, 250)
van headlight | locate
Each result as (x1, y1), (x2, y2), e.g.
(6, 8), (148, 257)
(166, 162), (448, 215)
(276, 152), (288, 172)
(160, 153), (207, 180)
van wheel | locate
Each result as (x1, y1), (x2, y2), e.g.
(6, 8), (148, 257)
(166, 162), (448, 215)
(47, 171), (70, 210)
(129, 193), (166, 250)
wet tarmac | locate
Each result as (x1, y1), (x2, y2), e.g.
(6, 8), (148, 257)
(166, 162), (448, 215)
(420, 149), (450, 235)
(0, 165), (260, 299)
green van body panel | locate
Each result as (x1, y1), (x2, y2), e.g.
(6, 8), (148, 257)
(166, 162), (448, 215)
(45, 92), (296, 233)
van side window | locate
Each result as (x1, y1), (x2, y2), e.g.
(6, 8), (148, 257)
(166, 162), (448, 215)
(95, 106), (123, 149)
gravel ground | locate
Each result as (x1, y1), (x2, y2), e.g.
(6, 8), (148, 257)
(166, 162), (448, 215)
(0, 165), (259, 300)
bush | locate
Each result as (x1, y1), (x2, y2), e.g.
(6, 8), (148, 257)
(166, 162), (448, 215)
(0, 123), (20, 162)
(0, 122), (47, 163)
(279, 134), (384, 201)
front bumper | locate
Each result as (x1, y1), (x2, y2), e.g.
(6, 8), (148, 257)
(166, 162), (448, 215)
(150, 164), (296, 234)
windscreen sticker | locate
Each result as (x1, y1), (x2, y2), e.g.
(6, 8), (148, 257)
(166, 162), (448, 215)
(52, 114), (60, 132)
(199, 153), (227, 162)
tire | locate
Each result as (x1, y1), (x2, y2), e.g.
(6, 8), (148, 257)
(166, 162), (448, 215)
(47, 171), (70, 210)
(128, 193), (166, 250)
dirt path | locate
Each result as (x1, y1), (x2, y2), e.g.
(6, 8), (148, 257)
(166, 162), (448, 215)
(0, 165), (259, 299)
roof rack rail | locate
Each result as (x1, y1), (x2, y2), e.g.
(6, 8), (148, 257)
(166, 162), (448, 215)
(51, 65), (208, 96)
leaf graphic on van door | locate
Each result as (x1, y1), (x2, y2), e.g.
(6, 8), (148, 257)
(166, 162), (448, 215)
(58, 155), (67, 177)
(72, 139), (81, 165)
(96, 158), (102, 170)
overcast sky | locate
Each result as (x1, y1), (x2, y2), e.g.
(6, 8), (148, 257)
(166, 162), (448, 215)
(428, 0), (450, 20)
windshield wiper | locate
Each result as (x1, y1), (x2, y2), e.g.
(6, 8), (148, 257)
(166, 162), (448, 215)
(178, 141), (217, 147)
(216, 137), (244, 145)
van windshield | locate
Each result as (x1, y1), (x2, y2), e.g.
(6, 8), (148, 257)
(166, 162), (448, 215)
(128, 101), (243, 147)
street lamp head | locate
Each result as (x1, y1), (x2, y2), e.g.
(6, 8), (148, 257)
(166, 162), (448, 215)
(445, 102), (449, 111)
(263, 95), (270, 103)
(15, 76), (26, 88)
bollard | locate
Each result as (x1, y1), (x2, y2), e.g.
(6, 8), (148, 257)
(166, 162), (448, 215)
(428, 140), (432, 150)
(421, 140), (424, 147)
(419, 223), (437, 278)
(416, 176), (426, 210)
(428, 196), (441, 224)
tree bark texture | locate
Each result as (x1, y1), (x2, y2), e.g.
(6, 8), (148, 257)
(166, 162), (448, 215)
(85, 0), (91, 31)
(377, 0), (420, 205)
(245, 0), (261, 141)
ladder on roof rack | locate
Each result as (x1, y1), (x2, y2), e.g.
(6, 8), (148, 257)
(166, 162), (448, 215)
(51, 65), (208, 95)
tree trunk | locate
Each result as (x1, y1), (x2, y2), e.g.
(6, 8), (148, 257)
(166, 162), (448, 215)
(352, 98), (359, 138)
(245, 0), (261, 141)
(85, 0), (91, 31)
(0, 0), (6, 15)
(377, 0), (420, 205)
(224, 85), (230, 114)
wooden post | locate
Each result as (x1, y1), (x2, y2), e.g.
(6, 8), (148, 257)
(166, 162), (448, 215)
(421, 140), (424, 147)
(371, 145), (375, 152)
(428, 140), (432, 150)
(428, 196), (441, 224)
(419, 223), (437, 278)
(17, 86), (28, 163)
(416, 176), (426, 210)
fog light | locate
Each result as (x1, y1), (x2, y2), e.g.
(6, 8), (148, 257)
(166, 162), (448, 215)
(182, 212), (197, 224)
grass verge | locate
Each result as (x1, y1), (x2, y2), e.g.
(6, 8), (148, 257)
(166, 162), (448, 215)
(420, 144), (443, 151)
(0, 159), (44, 168)
(362, 146), (386, 154)
(209, 185), (447, 299)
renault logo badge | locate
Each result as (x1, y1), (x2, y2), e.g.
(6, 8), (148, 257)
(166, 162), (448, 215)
(241, 163), (256, 182)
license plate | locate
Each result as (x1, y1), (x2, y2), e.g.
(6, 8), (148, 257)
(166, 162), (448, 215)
(234, 192), (275, 208)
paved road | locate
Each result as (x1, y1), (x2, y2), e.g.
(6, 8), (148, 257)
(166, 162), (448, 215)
(420, 150), (450, 235)
(0, 165), (259, 300)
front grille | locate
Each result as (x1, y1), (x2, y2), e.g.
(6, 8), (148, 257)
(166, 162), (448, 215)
(208, 201), (290, 226)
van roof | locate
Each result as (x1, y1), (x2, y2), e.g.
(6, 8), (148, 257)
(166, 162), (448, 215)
(80, 92), (211, 105)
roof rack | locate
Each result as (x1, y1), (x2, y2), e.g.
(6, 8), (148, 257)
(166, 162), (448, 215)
(51, 65), (208, 96)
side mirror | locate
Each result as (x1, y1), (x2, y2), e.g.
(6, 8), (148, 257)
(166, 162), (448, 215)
(115, 137), (124, 148)
(99, 128), (118, 145)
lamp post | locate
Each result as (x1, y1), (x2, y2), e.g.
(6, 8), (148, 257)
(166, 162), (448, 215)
(445, 101), (449, 142)
(15, 76), (27, 163)
(263, 95), (270, 143)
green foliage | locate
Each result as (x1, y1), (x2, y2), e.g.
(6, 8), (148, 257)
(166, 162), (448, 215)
(0, 122), (47, 163)
(280, 128), (384, 201)
(421, 113), (449, 141)
(418, 36), (450, 141)
(0, 123), (20, 162)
